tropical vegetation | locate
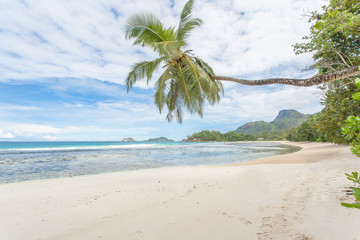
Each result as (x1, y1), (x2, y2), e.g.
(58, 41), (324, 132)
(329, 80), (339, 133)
(236, 110), (309, 136)
(341, 71), (360, 210)
(187, 109), (310, 142)
(125, 0), (359, 123)
(125, 0), (223, 123)
(188, 130), (257, 142)
(286, 115), (325, 142)
(289, 0), (360, 144)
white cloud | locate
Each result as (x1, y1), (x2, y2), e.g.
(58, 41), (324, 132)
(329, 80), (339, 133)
(189, 0), (326, 78)
(0, 129), (14, 139)
(0, 0), (326, 84)
(0, 121), (112, 140)
(0, 103), (43, 111)
(202, 85), (323, 124)
(0, 122), (69, 134)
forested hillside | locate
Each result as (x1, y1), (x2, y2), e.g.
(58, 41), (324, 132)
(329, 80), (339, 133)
(186, 109), (311, 142)
(235, 110), (309, 135)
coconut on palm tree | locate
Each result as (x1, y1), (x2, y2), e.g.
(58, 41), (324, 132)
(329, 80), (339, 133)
(125, 0), (360, 122)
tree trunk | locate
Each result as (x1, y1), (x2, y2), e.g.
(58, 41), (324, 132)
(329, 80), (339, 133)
(213, 66), (360, 87)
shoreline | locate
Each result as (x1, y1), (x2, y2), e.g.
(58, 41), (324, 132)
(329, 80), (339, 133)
(0, 141), (299, 186)
(235, 141), (350, 165)
(1, 142), (359, 239)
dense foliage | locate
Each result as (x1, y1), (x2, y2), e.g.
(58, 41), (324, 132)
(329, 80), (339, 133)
(189, 130), (257, 142)
(235, 121), (274, 136)
(286, 116), (325, 142)
(315, 84), (360, 143)
(342, 115), (360, 156)
(341, 72), (360, 155)
(340, 72), (360, 210)
(290, 0), (360, 143)
(294, 0), (360, 72)
(341, 113), (360, 209)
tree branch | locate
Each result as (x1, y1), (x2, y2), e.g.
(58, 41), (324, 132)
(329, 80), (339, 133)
(213, 66), (360, 87)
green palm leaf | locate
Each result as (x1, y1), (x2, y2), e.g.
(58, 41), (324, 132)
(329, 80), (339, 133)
(195, 57), (224, 103)
(126, 57), (164, 92)
(166, 79), (183, 123)
(180, 58), (204, 115)
(194, 57), (215, 77)
(176, 64), (192, 108)
(183, 55), (213, 99)
(153, 40), (185, 60)
(125, 13), (174, 48)
(176, 0), (203, 41)
(341, 202), (360, 208)
(177, 18), (203, 42)
(154, 65), (172, 112)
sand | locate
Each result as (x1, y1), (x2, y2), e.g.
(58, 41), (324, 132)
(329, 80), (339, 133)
(0, 142), (360, 240)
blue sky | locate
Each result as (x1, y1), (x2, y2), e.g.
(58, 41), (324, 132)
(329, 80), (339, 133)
(0, 0), (326, 141)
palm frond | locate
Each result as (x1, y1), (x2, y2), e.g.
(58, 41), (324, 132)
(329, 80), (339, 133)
(180, 0), (195, 22)
(126, 57), (164, 92)
(176, 64), (192, 108)
(183, 55), (207, 90)
(181, 64), (204, 116)
(154, 65), (172, 112)
(194, 57), (224, 104)
(181, 56), (204, 114)
(176, 0), (203, 41)
(176, 19), (203, 41)
(125, 13), (174, 48)
(194, 57), (215, 76)
(166, 79), (183, 123)
(152, 40), (185, 60)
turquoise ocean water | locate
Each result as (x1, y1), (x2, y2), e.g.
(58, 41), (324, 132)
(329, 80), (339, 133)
(0, 141), (299, 184)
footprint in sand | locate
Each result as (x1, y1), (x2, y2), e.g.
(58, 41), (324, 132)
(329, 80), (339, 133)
(215, 211), (252, 225)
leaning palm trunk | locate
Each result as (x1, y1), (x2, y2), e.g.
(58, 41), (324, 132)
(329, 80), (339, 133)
(213, 65), (360, 87)
(126, 0), (360, 122)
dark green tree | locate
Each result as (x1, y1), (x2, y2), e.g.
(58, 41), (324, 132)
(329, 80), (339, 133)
(293, 0), (360, 143)
(314, 84), (360, 143)
(286, 116), (324, 142)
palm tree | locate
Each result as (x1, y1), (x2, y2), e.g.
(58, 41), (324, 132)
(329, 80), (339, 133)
(125, 0), (360, 122)
(125, 0), (223, 123)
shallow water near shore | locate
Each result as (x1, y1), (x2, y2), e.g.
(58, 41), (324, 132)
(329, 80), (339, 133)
(0, 141), (300, 184)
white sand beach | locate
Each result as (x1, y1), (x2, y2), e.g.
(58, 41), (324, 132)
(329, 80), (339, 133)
(1, 142), (360, 240)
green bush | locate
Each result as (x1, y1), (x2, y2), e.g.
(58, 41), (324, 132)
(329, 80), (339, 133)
(341, 70), (360, 210)
(341, 172), (360, 209)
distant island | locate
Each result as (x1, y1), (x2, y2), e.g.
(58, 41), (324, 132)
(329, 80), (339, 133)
(122, 137), (135, 142)
(183, 109), (311, 142)
(145, 137), (174, 142)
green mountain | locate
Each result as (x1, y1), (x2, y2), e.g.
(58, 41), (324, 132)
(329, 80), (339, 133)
(235, 110), (310, 135)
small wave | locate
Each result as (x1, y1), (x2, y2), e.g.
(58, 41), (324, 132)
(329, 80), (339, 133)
(0, 143), (187, 154)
